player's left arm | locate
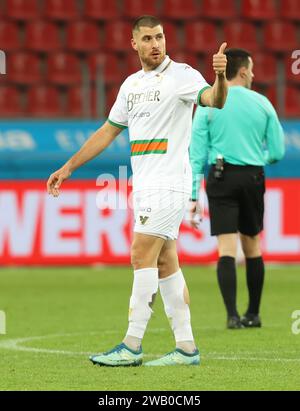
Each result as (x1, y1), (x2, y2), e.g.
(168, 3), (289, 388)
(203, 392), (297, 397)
(200, 42), (228, 109)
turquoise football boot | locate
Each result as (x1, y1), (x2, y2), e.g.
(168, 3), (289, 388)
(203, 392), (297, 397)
(89, 343), (143, 367)
(144, 348), (200, 366)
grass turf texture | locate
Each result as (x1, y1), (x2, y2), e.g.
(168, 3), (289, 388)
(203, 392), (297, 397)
(0, 265), (299, 391)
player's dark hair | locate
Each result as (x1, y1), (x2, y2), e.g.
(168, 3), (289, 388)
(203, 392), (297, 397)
(132, 15), (163, 33)
(224, 48), (251, 80)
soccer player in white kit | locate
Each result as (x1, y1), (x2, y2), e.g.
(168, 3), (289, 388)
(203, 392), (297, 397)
(47, 16), (228, 366)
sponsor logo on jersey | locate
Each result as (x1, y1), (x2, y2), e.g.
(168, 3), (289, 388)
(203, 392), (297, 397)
(127, 90), (160, 111)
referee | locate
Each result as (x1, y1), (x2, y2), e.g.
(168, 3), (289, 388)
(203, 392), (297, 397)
(189, 48), (285, 329)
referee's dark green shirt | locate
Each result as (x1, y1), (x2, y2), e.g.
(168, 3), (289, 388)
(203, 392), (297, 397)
(190, 86), (285, 200)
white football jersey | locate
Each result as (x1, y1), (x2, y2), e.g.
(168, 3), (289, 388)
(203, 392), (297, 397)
(108, 55), (210, 193)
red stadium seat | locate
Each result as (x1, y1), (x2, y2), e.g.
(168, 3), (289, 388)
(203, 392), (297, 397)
(104, 21), (134, 52)
(83, 0), (120, 20)
(223, 22), (259, 52)
(0, 22), (20, 51)
(251, 52), (277, 85)
(7, 52), (42, 85)
(24, 21), (61, 52)
(44, 0), (80, 21)
(280, 0), (300, 21)
(66, 86), (98, 118)
(200, 0), (237, 20)
(202, 54), (216, 85)
(106, 85), (120, 116)
(47, 52), (82, 86)
(264, 85), (277, 108)
(241, 0), (277, 21)
(125, 53), (142, 76)
(264, 85), (300, 117)
(87, 53), (122, 85)
(0, 86), (23, 117)
(285, 53), (300, 84)
(65, 86), (84, 117)
(161, 0), (199, 20)
(170, 51), (199, 69)
(123, 0), (157, 19)
(66, 21), (101, 53)
(26, 86), (62, 117)
(284, 86), (300, 117)
(163, 22), (181, 53)
(263, 21), (298, 52)
(185, 22), (218, 53)
(5, 0), (40, 20)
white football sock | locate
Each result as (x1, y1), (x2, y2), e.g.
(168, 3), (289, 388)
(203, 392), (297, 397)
(125, 267), (158, 343)
(159, 269), (196, 352)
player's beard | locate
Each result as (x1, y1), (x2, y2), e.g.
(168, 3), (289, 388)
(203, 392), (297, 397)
(141, 52), (165, 71)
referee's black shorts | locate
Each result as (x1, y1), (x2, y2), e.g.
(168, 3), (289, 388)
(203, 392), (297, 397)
(206, 163), (265, 237)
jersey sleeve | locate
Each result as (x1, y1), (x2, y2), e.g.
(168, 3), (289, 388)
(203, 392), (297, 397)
(176, 65), (211, 105)
(190, 106), (210, 200)
(263, 97), (285, 164)
(108, 83), (128, 129)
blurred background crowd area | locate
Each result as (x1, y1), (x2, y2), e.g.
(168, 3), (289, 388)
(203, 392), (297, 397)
(0, 0), (299, 119)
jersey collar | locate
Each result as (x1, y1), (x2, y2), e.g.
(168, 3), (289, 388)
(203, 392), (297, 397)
(140, 55), (171, 79)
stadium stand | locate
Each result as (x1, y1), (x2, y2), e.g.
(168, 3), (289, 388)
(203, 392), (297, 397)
(26, 85), (61, 117)
(160, 0), (199, 20)
(47, 52), (82, 86)
(7, 52), (42, 85)
(5, 0), (41, 21)
(0, 0), (299, 118)
(279, 0), (300, 21)
(250, 52), (277, 85)
(0, 86), (23, 117)
(0, 22), (20, 51)
(87, 52), (123, 85)
(24, 21), (61, 52)
(241, 0), (277, 21)
(104, 21), (134, 52)
(185, 22), (218, 53)
(66, 85), (106, 117)
(200, 0), (237, 20)
(123, 0), (158, 19)
(223, 21), (260, 52)
(66, 21), (102, 52)
(44, 0), (80, 21)
(83, 0), (120, 21)
(263, 21), (298, 52)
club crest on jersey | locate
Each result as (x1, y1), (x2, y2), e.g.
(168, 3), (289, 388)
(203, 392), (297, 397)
(139, 215), (149, 225)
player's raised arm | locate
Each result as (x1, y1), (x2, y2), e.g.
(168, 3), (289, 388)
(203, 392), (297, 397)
(47, 121), (122, 197)
(200, 42), (228, 109)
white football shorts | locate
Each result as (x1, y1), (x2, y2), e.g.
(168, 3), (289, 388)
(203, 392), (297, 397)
(133, 189), (190, 240)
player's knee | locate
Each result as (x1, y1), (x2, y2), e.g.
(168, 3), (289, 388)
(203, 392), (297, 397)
(157, 254), (167, 276)
(158, 250), (179, 278)
(130, 250), (143, 270)
(131, 248), (155, 270)
(241, 235), (261, 258)
(217, 234), (237, 257)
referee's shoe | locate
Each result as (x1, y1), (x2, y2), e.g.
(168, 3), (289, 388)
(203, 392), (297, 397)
(241, 313), (262, 328)
(227, 316), (244, 329)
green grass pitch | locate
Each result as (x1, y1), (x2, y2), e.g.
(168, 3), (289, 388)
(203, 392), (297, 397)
(0, 265), (299, 391)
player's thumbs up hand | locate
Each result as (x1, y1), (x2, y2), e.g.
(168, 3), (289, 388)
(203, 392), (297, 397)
(213, 42), (227, 76)
(217, 42), (227, 55)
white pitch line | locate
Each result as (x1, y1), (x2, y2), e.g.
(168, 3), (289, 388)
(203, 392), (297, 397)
(0, 332), (299, 362)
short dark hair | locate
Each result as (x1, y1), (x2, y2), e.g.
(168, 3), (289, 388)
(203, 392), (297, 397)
(132, 15), (162, 33)
(224, 48), (251, 80)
